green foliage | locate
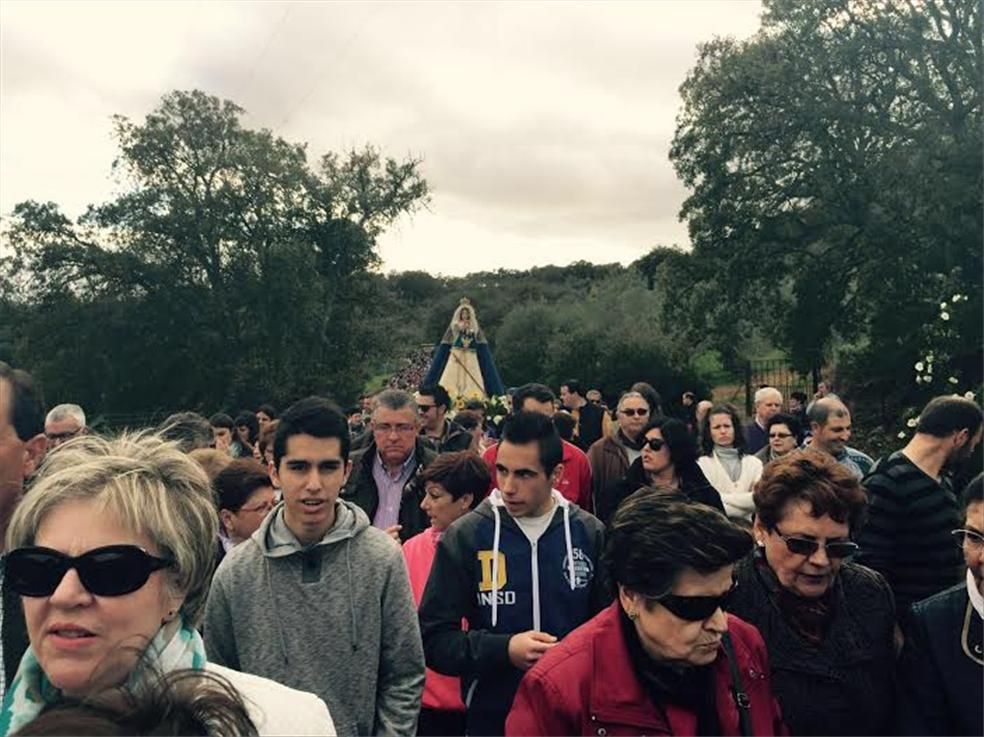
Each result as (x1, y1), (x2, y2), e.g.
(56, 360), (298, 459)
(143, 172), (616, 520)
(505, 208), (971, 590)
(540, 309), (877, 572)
(2, 90), (428, 412)
(669, 0), (983, 388)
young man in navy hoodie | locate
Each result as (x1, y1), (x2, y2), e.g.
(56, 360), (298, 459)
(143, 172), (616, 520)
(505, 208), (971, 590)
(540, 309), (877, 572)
(419, 411), (608, 735)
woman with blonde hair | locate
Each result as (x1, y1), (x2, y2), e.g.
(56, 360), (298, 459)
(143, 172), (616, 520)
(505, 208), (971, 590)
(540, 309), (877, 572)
(0, 433), (334, 736)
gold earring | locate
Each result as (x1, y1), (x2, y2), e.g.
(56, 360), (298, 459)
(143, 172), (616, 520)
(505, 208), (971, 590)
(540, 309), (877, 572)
(628, 611), (639, 621)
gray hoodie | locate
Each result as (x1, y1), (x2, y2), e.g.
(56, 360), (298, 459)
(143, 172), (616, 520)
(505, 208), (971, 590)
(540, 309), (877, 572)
(204, 500), (425, 736)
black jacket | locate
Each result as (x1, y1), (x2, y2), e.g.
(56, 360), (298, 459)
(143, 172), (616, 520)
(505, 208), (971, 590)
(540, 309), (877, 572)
(607, 457), (725, 520)
(728, 554), (897, 735)
(572, 402), (604, 451)
(342, 439), (436, 543)
(897, 582), (982, 736)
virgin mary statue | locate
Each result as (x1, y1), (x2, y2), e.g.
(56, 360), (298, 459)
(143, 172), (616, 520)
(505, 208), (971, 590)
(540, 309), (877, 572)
(423, 298), (505, 401)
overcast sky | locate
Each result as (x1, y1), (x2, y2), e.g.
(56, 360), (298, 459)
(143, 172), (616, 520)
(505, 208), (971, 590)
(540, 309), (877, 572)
(1, 1), (762, 276)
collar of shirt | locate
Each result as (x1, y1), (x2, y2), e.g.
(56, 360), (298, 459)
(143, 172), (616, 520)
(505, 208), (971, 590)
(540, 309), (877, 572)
(374, 449), (417, 481)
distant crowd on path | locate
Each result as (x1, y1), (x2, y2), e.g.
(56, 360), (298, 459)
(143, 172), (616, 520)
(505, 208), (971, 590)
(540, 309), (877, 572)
(0, 359), (982, 736)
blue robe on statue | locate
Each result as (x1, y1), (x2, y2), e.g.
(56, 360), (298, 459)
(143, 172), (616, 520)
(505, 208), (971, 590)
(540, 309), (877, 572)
(423, 301), (504, 400)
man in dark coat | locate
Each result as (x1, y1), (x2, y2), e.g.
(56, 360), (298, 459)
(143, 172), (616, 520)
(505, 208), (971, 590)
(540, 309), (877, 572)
(897, 473), (983, 736)
(342, 389), (437, 543)
(559, 379), (604, 452)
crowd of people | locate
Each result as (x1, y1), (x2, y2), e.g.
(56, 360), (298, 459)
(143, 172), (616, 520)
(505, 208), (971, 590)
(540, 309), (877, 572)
(0, 358), (981, 736)
(387, 349), (434, 394)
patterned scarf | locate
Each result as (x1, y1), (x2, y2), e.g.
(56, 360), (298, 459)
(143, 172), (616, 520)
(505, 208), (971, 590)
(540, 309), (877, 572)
(0, 619), (206, 735)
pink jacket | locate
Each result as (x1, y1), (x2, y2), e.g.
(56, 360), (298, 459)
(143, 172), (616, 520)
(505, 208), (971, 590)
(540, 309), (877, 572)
(402, 527), (465, 713)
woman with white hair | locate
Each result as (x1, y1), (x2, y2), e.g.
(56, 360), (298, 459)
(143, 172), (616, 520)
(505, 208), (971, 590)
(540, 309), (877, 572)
(0, 433), (334, 736)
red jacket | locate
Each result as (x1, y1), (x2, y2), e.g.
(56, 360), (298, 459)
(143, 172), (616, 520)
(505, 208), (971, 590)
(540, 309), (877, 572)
(482, 440), (593, 511)
(506, 602), (787, 736)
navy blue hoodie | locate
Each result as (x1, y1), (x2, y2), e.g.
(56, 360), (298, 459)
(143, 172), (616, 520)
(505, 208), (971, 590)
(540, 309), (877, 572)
(419, 490), (608, 736)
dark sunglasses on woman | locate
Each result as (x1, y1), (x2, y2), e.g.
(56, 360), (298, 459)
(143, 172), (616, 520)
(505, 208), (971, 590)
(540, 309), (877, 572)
(649, 581), (738, 621)
(771, 527), (859, 559)
(620, 408), (649, 417)
(642, 437), (666, 451)
(5, 545), (173, 597)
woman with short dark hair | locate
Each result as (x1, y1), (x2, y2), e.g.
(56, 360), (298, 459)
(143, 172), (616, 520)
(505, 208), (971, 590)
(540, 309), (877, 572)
(606, 416), (724, 522)
(506, 492), (785, 735)
(727, 450), (895, 735)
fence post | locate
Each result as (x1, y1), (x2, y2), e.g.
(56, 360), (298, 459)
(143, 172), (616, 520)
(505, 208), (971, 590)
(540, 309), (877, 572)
(744, 361), (753, 417)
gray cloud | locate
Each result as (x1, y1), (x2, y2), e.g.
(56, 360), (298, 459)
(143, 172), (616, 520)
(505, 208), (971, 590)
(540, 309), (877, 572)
(1, 0), (761, 272)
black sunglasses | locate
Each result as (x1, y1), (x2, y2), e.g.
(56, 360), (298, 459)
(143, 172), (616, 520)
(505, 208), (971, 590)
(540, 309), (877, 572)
(620, 408), (649, 417)
(6, 545), (173, 598)
(643, 437), (666, 451)
(771, 527), (859, 559)
(651, 581), (737, 622)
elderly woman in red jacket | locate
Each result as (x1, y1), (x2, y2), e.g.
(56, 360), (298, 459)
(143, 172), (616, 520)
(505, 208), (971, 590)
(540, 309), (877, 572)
(506, 490), (786, 736)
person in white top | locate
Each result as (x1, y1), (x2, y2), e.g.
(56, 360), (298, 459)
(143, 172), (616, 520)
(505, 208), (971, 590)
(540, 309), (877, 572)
(697, 403), (763, 522)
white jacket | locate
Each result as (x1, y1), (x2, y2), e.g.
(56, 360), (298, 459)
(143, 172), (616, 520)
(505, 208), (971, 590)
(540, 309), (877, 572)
(207, 663), (336, 736)
(697, 452), (763, 521)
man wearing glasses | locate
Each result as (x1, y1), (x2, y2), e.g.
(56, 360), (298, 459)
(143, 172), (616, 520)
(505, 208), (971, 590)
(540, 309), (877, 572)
(344, 389), (436, 543)
(43, 403), (86, 449)
(417, 383), (471, 452)
(859, 395), (983, 614)
(898, 473), (983, 735)
(587, 391), (649, 522)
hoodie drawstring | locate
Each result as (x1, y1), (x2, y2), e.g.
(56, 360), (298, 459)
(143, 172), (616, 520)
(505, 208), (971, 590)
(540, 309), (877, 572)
(562, 502), (576, 590)
(491, 504), (502, 627)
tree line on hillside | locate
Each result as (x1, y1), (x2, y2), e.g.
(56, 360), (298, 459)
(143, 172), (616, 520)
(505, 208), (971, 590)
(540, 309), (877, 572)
(1, 0), (979, 431)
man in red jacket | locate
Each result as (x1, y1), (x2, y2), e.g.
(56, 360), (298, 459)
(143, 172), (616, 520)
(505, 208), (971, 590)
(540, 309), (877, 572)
(482, 383), (592, 510)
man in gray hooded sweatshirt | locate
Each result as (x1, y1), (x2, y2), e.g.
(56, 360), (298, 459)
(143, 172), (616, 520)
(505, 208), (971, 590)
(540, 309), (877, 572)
(204, 397), (425, 736)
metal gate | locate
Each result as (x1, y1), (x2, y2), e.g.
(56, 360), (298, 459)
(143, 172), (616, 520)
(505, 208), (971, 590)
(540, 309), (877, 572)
(743, 359), (818, 417)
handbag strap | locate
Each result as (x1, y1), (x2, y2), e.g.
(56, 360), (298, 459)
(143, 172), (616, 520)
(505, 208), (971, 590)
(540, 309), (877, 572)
(721, 631), (753, 737)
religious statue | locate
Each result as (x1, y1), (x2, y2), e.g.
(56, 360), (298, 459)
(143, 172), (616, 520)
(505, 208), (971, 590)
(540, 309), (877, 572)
(423, 298), (505, 402)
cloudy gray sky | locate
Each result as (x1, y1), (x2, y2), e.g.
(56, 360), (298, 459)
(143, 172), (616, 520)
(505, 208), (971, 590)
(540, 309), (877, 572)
(1, 1), (762, 276)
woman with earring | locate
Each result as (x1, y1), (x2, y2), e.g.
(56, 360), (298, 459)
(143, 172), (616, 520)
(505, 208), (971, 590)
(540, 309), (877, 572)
(609, 416), (725, 519)
(698, 404), (763, 522)
(402, 451), (489, 737)
(0, 433), (335, 736)
(728, 450), (896, 735)
(505, 491), (785, 736)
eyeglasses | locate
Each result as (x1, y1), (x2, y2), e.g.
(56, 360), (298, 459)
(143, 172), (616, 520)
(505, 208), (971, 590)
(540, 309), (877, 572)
(417, 404), (437, 413)
(650, 582), (737, 622)
(6, 545), (173, 597)
(239, 500), (276, 514)
(620, 408), (650, 417)
(374, 423), (416, 435)
(768, 432), (793, 439)
(771, 527), (859, 559)
(643, 437), (666, 451)
(952, 528), (984, 550)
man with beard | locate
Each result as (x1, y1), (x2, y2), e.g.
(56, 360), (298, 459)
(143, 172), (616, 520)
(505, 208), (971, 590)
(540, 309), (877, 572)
(859, 396), (983, 614)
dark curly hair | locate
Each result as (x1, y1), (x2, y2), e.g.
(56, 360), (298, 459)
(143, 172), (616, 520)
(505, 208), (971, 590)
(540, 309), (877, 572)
(606, 489), (752, 603)
(753, 449), (867, 533)
(699, 403), (747, 456)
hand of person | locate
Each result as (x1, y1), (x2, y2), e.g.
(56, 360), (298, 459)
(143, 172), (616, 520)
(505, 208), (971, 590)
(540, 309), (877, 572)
(508, 630), (558, 670)
(383, 524), (402, 542)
